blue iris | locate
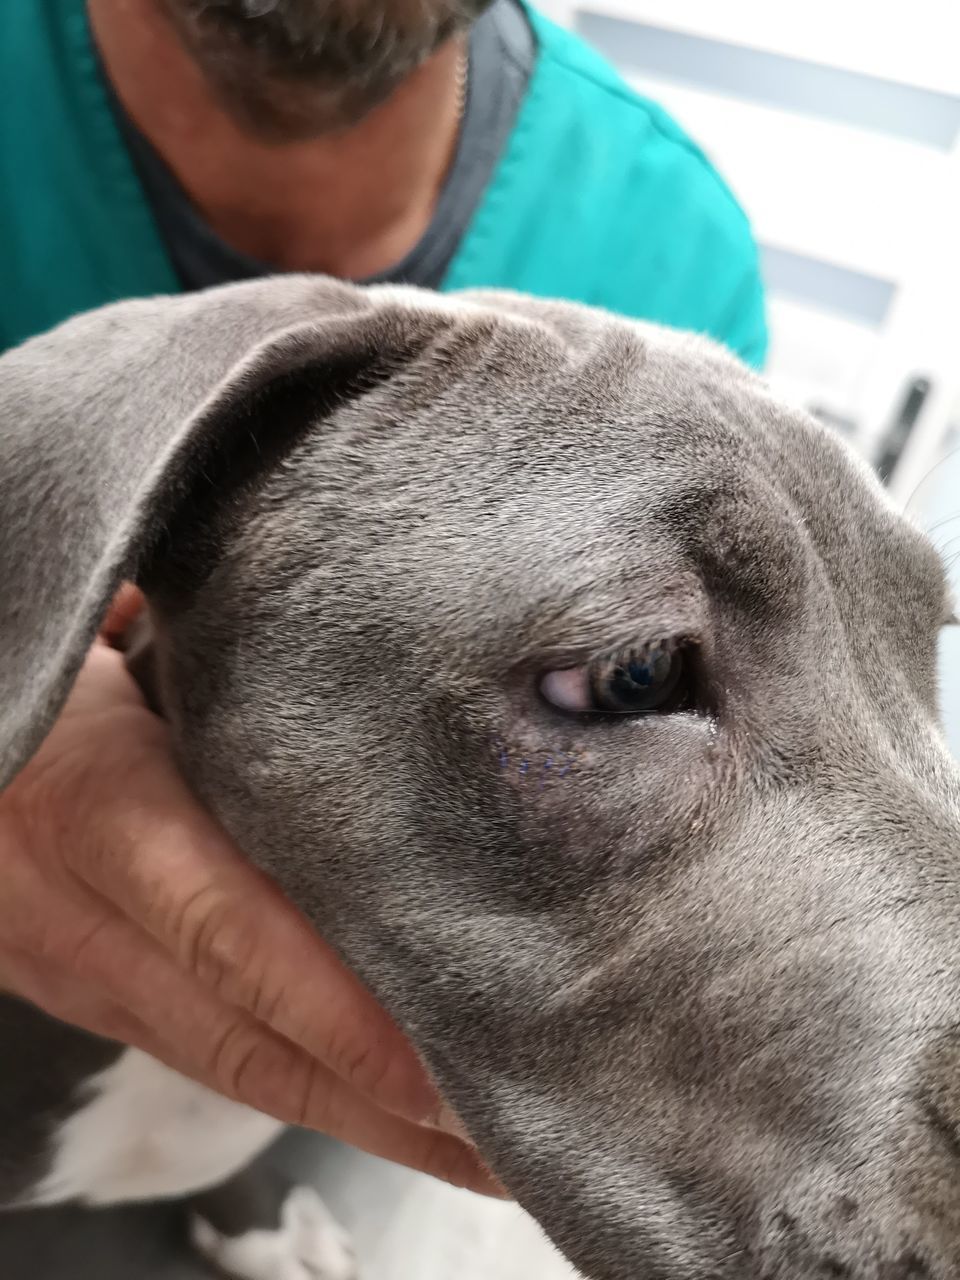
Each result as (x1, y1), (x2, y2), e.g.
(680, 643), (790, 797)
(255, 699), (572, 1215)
(592, 642), (683, 714)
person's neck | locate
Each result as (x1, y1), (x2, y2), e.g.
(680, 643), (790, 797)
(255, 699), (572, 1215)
(87, 0), (467, 279)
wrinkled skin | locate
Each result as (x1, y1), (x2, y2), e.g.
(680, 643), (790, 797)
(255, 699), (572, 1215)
(2, 277), (960, 1278)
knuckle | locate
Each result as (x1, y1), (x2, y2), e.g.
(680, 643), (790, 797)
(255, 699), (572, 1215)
(173, 888), (276, 1022)
(285, 1063), (333, 1132)
(172, 884), (220, 976)
(205, 1016), (311, 1125)
(234, 962), (284, 1030)
(331, 1034), (393, 1100)
(62, 917), (112, 977)
(206, 1017), (263, 1103)
(174, 886), (240, 990)
(19, 906), (113, 978)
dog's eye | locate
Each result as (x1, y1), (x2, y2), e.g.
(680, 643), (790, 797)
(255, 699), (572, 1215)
(540, 642), (688, 716)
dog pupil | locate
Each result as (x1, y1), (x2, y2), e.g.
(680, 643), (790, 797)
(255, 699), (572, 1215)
(605, 647), (672, 709)
(626, 658), (656, 688)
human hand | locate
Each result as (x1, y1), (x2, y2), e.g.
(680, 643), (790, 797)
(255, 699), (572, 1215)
(0, 590), (497, 1194)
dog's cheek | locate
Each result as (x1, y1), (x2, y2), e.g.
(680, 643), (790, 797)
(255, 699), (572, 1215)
(486, 714), (724, 888)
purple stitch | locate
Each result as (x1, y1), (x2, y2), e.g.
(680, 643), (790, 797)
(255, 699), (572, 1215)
(556, 755), (576, 779)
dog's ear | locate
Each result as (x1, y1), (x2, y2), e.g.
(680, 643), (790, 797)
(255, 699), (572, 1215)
(0, 277), (440, 788)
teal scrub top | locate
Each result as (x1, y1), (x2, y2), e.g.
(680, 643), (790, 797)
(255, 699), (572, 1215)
(0, 0), (767, 365)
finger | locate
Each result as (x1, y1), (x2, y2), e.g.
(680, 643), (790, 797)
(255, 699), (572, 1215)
(0, 864), (336, 1125)
(30, 886), (448, 1155)
(153, 1014), (502, 1196)
(77, 773), (441, 1125)
(274, 1067), (505, 1197)
(27, 889), (339, 1120)
(3, 929), (504, 1197)
(99, 583), (146, 645)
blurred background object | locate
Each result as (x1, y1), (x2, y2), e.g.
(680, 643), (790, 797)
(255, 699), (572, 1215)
(539, 0), (960, 506)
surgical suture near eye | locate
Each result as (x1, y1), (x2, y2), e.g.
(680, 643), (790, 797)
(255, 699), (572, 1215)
(490, 735), (581, 786)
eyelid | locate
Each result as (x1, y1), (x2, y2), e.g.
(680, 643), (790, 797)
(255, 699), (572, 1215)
(540, 665), (591, 713)
(518, 612), (704, 673)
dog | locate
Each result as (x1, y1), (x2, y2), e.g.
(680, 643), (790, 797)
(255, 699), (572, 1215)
(1, 275), (959, 1280)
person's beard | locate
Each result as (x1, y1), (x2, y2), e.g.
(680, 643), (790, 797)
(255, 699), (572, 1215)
(161, 0), (493, 140)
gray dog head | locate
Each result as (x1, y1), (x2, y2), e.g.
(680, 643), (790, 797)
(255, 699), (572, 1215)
(2, 276), (960, 1278)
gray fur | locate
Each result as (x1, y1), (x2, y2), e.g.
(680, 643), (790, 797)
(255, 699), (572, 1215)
(2, 275), (959, 1278)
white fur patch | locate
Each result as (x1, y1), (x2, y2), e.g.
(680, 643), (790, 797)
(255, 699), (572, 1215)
(23, 1047), (282, 1207)
(191, 1184), (356, 1280)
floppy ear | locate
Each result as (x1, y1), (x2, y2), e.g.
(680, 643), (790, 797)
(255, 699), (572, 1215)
(0, 276), (437, 788)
